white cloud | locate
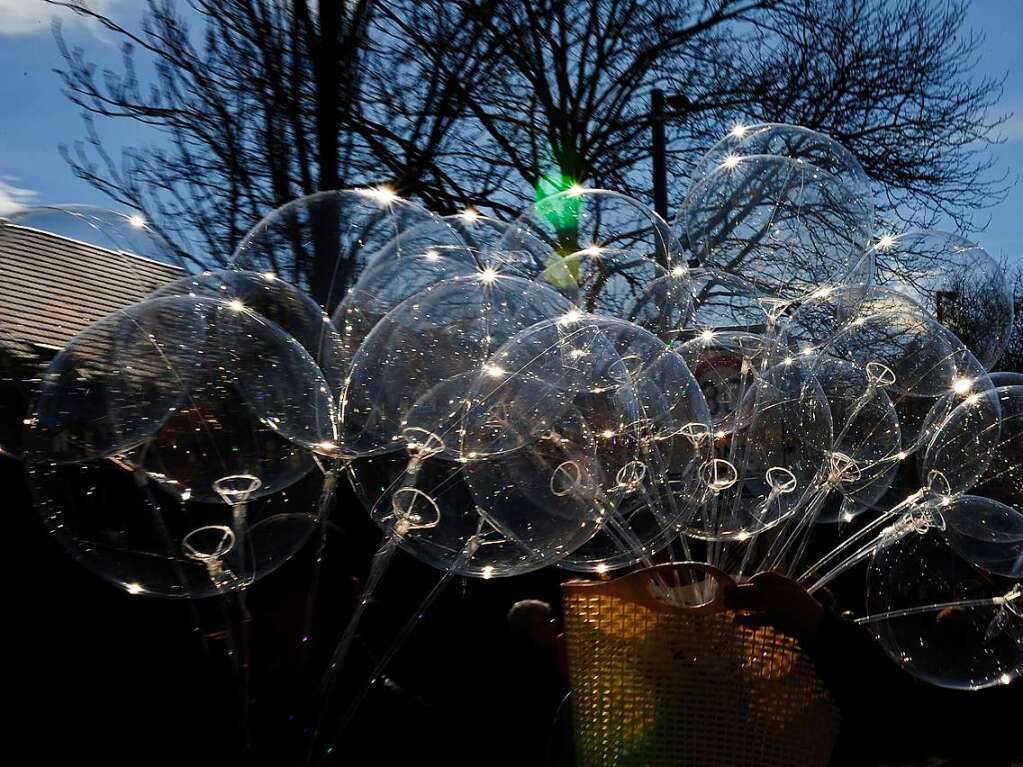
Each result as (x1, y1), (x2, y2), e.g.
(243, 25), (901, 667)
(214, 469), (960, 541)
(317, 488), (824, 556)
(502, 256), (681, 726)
(0, 177), (38, 216)
(0, 0), (129, 37)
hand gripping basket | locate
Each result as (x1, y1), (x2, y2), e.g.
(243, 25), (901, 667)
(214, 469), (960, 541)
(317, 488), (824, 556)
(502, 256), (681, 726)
(562, 563), (840, 767)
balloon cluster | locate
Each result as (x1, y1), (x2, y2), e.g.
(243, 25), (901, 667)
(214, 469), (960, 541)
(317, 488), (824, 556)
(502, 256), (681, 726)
(4, 124), (1022, 700)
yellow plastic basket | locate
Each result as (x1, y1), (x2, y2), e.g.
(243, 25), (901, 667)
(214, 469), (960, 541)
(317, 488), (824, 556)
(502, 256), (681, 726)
(562, 563), (841, 767)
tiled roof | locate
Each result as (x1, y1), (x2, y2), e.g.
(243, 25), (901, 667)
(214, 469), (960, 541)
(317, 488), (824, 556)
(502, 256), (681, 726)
(0, 222), (185, 359)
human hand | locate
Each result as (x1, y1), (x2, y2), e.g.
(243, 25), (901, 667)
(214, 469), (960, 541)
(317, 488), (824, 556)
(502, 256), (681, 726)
(723, 571), (827, 644)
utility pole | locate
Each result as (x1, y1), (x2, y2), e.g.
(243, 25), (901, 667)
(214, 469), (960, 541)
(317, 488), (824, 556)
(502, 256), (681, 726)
(652, 89), (668, 222)
(651, 88), (693, 264)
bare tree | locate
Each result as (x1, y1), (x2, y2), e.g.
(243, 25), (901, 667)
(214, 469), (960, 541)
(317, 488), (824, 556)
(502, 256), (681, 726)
(990, 270), (1023, 373)
(49, 0), (1010, 289)
(49, 0), (502, 302)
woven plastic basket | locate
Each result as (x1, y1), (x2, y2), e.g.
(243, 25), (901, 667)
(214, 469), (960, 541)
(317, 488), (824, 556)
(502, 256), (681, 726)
(562, 562), (840, 767)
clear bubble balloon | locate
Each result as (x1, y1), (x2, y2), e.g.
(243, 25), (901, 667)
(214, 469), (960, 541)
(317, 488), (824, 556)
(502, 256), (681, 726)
(965, 386), (1023, 506)
(0, 205), (188, 458)
(806, 354), (902, 510)
(693, 124), (873, 212)
(495, 188), (683, 276)
(444, 210), (512, 264)
(231, 189), (469, 312)
(151, 269), (347, 395)
(919, 380), (1003, 500)
(679, 154), (873, 299)
(349, 372), (610, 578)
(27, 295), (337, 500)
(782, 285), (995, 453)
(943, 495), (1023, 578)
(877, 231), (1012, 369)
(683, 268), (767, 338)
(678, 330), (777, 435)
(683, 355), (833, 541)
(866, 525), (1023, 690)
(28, 457), (323, 598)
(330, 250), (475, 379)
(341, 273), (573, 459)
(3, 204), (186, 272)
(529, 246), (685, 327)
(475, 314), (710, 571)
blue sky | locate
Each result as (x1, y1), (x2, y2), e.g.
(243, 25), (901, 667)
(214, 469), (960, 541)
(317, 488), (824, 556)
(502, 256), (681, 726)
(0, 0), (1021, 261)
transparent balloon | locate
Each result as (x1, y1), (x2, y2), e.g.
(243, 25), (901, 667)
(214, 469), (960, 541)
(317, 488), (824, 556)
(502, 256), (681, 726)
(683, 356), (833, 541)
(230, 189), (469, 312)
(680, 154), (873, 299)
(943, 495), (1023, 579)
(151, 269), (347, 395)
(807, 354), (902, 509)
(495, 188), (683, 277)
(341, 273), (573, 458)
(349, 372), (610, 578)
(876, 231), (1012, 369)
(2, 204), (186, 272)
(28, 457), (324, 598)
(692, 124), (873, 213)
(472, 314), (711, 571)
(782, 285), (996, 453)
(27, 295), (337, 500)
(683, 268), (767, 338)
(0, 205), (188, 458)
(531, 246), (685, 327)
(330, 249), (475, 379)
(865, 525), (1023, 690)
(678, 330), (777, 435)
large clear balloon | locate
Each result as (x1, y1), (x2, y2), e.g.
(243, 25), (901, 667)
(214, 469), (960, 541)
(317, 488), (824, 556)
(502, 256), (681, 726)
(0, 205), (187, 458)
(680, 155), (873, 299)
(943, 495), (1023, 579)
(25, 295), (335, 597)
(151, 269), (347, 395)
(877, 231), (1012, 369)
(2, 204), (186, 272)
(807, 354), (902, 510)
(341, 273), (573, 458)
(230, 189), (469, 312)
(782, 285), (996, 453)
(29, 459), (323, 598)
(682, 355), (833, 541)
(866, 525), (1023, 690)
(678, 330), (776, 435)
(472, 314), (711, 572)
(495, 188), (683, 276)
(349, 373), (610, 578)
(692, 124), (873, 211)
(683, 268), (767, 338)
(330, 249), (475, 379)
(27, 295), (337, 497)
(968, 385), (1023, 507)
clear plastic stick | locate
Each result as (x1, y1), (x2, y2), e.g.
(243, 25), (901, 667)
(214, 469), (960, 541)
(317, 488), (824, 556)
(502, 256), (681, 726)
(806, 511), (935, 594)
(324, 539), (481, 753)
(304, 534), (399, 765)
(137, 476), (209, 653)
(798, 488), (924, 585)
(853, 596), (1009, 625)
(300, 466), (340, 651)
(805, 538), (880, 594)
(781, 491), (831, 577)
